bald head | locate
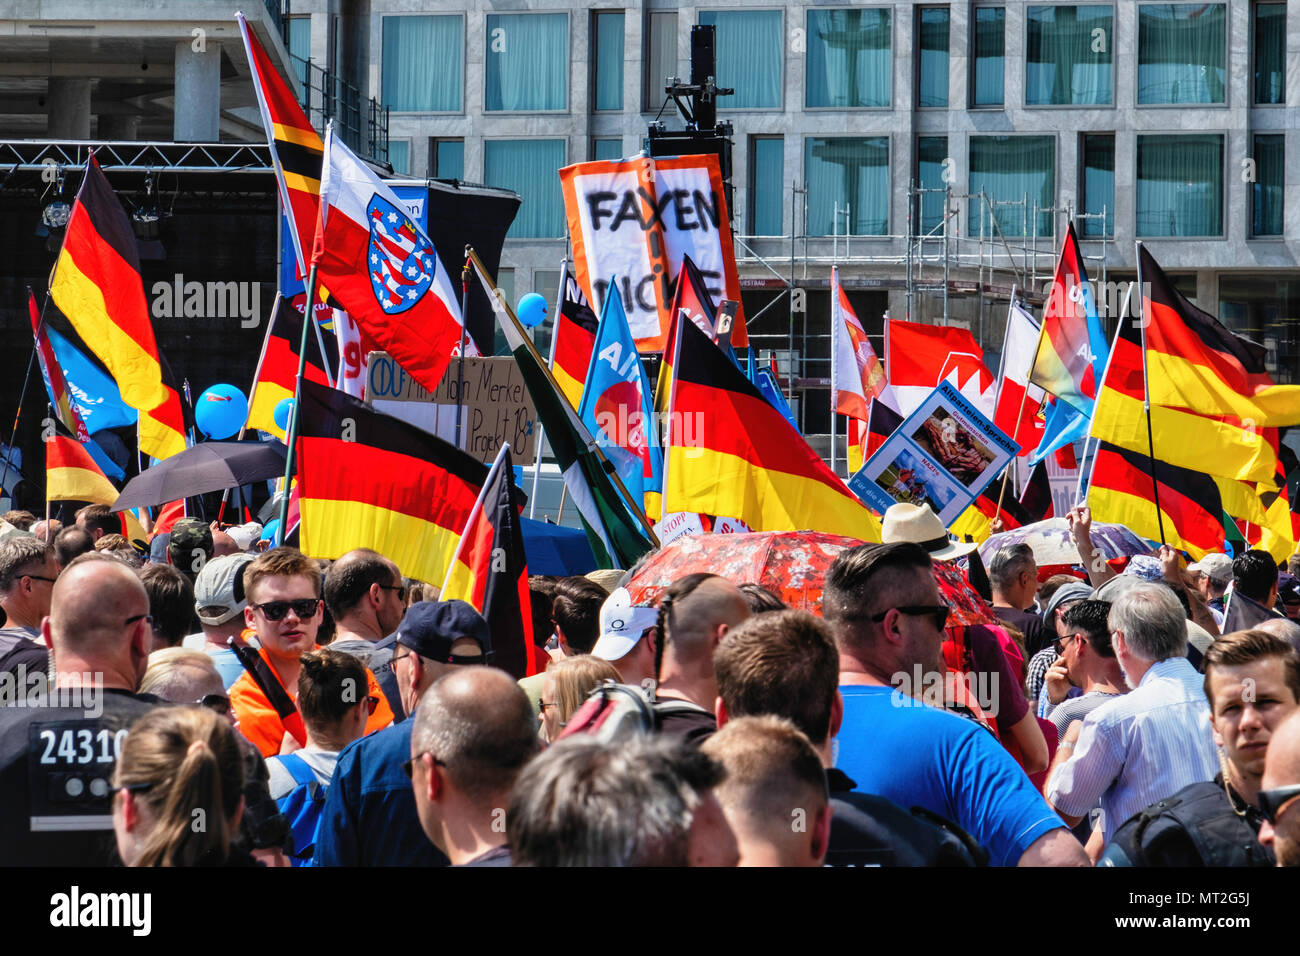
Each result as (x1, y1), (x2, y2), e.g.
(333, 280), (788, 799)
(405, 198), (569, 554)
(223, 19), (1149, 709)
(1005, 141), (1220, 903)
(665, 577), (751, 664)
(211, 530), (240, 558)
(49, 555), (150, 657)
(411, 667), (540, 802)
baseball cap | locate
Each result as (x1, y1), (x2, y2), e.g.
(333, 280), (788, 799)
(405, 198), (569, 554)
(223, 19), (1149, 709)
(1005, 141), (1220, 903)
(1187, 553), (1233, 586)
(591, 587), (658, 662)
(168, 518), (213, 566)
(389, 600), (491, 664)
(226, 522), (262, 552)
(194, 552), (256, 626)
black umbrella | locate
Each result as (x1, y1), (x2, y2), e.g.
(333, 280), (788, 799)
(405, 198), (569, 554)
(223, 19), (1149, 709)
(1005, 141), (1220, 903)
(111, 440), (289, 512)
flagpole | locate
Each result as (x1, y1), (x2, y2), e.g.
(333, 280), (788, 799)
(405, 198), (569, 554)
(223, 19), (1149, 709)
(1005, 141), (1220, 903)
(277, 262), (319, 546)
(830, 269), (839, 477)
(43, 403), (52, 525)
(1136, 243), (1166, 544)
(530, 258), (567, 519)
(310, 302), (335, 389)
(2, 330), (43, 505)
(466, 247), (659, 548)
(455, 254), (470, 451)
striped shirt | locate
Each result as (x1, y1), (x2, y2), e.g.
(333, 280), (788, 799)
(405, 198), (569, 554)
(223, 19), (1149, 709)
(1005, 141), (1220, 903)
(1046, 656), (1218, 845)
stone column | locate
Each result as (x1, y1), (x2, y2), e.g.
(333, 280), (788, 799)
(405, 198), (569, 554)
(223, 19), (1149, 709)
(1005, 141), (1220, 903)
(174, 40), (221, 142)
(47, 78), (92, 138)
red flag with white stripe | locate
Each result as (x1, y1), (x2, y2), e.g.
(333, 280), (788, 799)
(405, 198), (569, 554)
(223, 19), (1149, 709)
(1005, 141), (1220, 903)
(313, 125), (467, 393)
(993, 299), (1046, 455)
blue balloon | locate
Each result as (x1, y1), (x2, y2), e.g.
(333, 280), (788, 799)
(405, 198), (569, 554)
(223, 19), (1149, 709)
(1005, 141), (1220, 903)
(517, 292), (548, 328)
(195, 384), (249, 439)
(273, 397), (296, 432)
(261, 519), (280, 542)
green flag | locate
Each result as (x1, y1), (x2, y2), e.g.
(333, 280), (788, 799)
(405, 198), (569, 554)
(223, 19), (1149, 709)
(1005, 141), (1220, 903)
(470, 254), (656, 569)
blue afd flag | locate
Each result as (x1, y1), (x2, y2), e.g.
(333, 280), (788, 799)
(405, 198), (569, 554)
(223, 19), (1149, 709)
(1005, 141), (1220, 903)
(755, 369), (801, 435)
(1028, 396), (1089, 466)
(578, 282), (663, 511)
(46, 327), (138, 434)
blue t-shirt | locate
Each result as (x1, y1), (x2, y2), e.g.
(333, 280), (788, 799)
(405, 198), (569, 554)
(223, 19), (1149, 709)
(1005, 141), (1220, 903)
(835, 685), (1066, 867)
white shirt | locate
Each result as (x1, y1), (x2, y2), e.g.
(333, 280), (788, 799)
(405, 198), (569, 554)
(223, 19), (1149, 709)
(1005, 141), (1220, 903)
(1047, 656), (1218, 845)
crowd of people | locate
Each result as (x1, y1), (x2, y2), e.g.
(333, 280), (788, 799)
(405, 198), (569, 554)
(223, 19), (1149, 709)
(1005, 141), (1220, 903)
(0, 499), (1298, 868)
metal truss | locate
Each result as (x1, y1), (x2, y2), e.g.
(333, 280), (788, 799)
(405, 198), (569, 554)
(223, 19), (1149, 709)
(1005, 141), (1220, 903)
(0, 141), (273, 174)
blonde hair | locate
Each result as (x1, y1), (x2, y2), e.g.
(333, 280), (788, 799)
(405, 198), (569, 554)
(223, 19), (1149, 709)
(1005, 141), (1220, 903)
(94, 533), (130, 552)
(139, 648), (221, 699)
(113, 706), (244, 866)
(547, 654), (622, 726)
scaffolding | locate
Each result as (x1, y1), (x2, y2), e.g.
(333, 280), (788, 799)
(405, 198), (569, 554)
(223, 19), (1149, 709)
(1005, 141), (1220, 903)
(732, 179), (1111, 468)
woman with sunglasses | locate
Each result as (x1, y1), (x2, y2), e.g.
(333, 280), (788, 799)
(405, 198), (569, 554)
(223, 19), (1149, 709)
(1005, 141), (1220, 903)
(112, 705), (248, 866)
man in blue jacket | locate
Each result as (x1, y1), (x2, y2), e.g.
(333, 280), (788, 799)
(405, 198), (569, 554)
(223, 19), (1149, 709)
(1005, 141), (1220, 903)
(313, 600), (491, 866)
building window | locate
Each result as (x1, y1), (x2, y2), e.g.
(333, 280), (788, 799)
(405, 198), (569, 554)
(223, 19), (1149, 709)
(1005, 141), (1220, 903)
(969, 136), (1055, 237)
(288, 16), (311, 87)
(382, 16), (463, 112)
(593, 138), (623, 161)
(388, 140), (409, 176)
(699, 11), (783, 109)
(484, 140), (567, 238)
(1252, 134), (1284, 237)
(1025, 5), (1113, 105)
(1137, 4), (1226, 105)
(1136, 133), (1223, 236)
(485, 13), (568, 112)
(1079, 133), (1114, 237)
(1218, 277), (1299, 383)
(1253, 2), (1285, 105)
(805, 8), (891, 109)
(917, 136), (948, 234)
(593, 11), (625, 111)
(916, 7), (949, 108)
(430, 138), (464, 180)
(804, 137), (889, 236)
(749, 136), (784, 235)
(970, 7), (1005, 107)
(643, 11), (677, 111)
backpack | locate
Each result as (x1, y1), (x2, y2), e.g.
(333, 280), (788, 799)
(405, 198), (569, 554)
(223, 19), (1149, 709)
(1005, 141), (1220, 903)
(1100, 781), (1274, 868)
(273, 752), (328, 867)
(558, 681), (710, 745)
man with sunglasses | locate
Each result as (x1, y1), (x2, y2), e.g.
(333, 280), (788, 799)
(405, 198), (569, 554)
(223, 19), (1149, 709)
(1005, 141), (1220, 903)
(313, 600), (490, 867)
(1259, 708), (1300, 866)
(323, 548), (408, 718)
(827, 542), (1088, 866)
(0, 537), (58, 682)
(230, 548), (393, 758)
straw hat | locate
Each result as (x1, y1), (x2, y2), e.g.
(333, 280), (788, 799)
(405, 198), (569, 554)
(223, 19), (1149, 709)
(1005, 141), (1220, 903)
(880, 503), (979, 561)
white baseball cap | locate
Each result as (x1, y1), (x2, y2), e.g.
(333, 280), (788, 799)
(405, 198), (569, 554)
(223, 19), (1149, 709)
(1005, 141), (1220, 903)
(591, 587), (658, 663)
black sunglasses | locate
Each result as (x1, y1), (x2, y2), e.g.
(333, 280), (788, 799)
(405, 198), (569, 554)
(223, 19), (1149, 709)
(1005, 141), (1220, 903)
(1258, 784), (1300, 824)
(378, 584), (408, 601)
(251, 598), (321, 622)
(196, 694), (231, 716)
(870, 605), (951, 630)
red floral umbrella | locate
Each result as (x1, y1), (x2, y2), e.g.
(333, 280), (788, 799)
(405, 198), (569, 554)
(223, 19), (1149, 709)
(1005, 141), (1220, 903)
(933, 559), (997, 629)
(625, 531), (864, 614)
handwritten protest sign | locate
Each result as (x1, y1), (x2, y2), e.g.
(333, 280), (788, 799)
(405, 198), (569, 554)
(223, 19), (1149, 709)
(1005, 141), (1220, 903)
(366, 353), (537, 464)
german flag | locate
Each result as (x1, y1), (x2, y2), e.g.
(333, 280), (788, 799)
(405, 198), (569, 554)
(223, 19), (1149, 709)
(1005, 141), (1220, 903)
(49, 154), (167, 416)
(1090, 247), (1281, 484)
(237, 13), (322, 276)
(46, 434), (117, 504)
(864, 397), (903, 463)
(665, 317), (881, 540)
(140, 355), (188, 461)
(247, 296), (331, 440)
(1087, 441), (1224, 559)
(295, 379), (487, 587)
(654, 254), (717, 416)
(440, 446), (535, 679)
(1019, 459), (1054, 524)
(1139, 245), (1300, 428)
(551, 265), (599, 409)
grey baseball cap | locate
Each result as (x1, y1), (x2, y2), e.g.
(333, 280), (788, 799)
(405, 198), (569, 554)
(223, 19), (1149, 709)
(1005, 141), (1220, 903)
(194, 552), (256, 626)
